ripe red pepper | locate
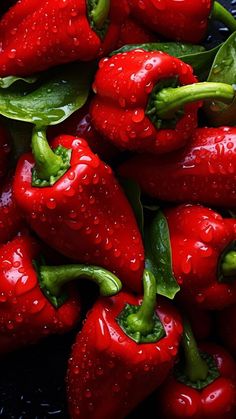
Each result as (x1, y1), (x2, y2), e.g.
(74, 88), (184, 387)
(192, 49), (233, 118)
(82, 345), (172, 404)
(13, 130), (144, 293)
(146, 204), (236, 310)
(67, 270), (183, 419)
(0, 124), (11, 179)
(0, 174), (23, 244)
(157, 322), (236, 419)
(48, 102), (119, 162)
(129, 1), (236, 43)
(119, 127), (236, 208)
(90, 50), (235, 154)
(0, 0), (129, 76)
(0, 231), (122, 355)
(115, 17), (157, 49)
(218, 304), (236, 357)
(178, 302), (213, 341)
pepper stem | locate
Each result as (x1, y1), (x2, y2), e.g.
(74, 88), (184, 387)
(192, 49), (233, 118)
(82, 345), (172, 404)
(91, 0), (110, 29)
(40, 264), (122, 299)
(126, 269), (157, 335)
(212, 2), (236, 33)
(32, 127), (64, 180)
(221, 250), (236, 277)
(155, 82), (235, 120)
(183, 320), (209, 382)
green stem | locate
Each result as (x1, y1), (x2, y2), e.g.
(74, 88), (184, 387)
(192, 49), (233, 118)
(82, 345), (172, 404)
(212, 2), (236, 33)
(155, 82), (235, 120)
(221, 250), (236, 277)
(183, 320), (209, 382)
(126, 269), (157, 335)
(40, 264), (122, 298)
(31, 127), (64, 181)
(91, 0), (110, 29)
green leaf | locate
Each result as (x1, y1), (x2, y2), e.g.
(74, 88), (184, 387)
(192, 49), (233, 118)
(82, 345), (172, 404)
(120, 178), (144, 236)
(0, 62), (94, 127)
(145, 210), (180, 299)
(110, 42), (220, 79)
(204, 32), (236, 126)
(0, 75), (38, 89)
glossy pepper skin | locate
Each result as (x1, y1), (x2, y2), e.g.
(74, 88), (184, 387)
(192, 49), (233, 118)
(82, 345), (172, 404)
(48, 102), (119, 162)
(0, 0), (129, 77)
(90, 50), (200, 154)
(218, 305), (236, 357)
(115, 17), (157, 49)
(0, 232), (80, 355)
(67, 291), (182, 418)
(0, 174), (23, 244)
(119, 127), (236, 208)
(158, 343), (236, 419)
(13, 135), (144, 293)
(154, 204), (236, 310)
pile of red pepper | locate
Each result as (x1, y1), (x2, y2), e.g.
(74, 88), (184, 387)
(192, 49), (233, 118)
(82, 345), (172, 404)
(1, 0), (236, 418)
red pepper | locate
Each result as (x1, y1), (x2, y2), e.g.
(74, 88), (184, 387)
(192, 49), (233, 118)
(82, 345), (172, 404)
(147, 204), (236, 310)
(115, 17), (157, 49)
(129, 1), (236, 43)
(177, 301), (213, 341)
(90, 50), (235, 154)
(0, 124), (11, 179)
(13, 130), (144, 293)
(218, 304), (236, 357)
(0, 0), (129, 76)
(119, 127), (236, 208)
(0, 231), (122, 354)
(48, 102), (119, 162)
(66, 270), (183, 418)
(0, 174), (23, 244)
(157, 322), (236, 419)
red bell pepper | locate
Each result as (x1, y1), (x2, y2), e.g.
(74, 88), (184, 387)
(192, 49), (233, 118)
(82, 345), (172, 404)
(90, 50), (235, 154)
(157, 321), (236, 419)
(0, 174), (23, 244)
(218, 304), (236, 357)
(48, 102), (119, 162)
(66, 270), (183, 419)
(0, 231), (122, 355)
(129, 1), (236, 43)
(146, 204), (236, 310)
(13, 130), (144, 293)
(0, 123), (11, 179)
(115, 17), (157, 49)
(0, 0), (129, 76)
(178, 302), (213, 341)
(119, 127), (236, 208)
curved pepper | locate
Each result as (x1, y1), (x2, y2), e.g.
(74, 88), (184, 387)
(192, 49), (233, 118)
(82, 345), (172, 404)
(13, 131), (144, 293)
(119, 127), (236, 208)
(218, 304), (236, 357)
(48, 102), (119, 162)
(129, 1), (236, 44)
(0, 231), (122, 355)
(157, 322), (236, 418)
(0, 0), (129, 77)
(148, 204), (236, 310)
(0, 174), (23, 244)
(90, 50), (235, 154)
(67, 270), (183, 419)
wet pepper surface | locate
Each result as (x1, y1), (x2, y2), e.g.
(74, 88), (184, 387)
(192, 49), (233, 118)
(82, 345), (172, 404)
(0, 0), (235, 418)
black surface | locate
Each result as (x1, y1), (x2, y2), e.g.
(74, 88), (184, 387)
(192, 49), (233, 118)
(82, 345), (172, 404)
(0, 1), (234, 418)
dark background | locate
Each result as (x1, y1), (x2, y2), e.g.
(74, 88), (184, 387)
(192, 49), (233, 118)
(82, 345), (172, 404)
(0, 0), (234, 418)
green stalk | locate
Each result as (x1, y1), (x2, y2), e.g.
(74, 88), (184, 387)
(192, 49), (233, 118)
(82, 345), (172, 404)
(221, 250), (236, 277)
(212, 2), (236, 33)
(155, 82), (235, 120)
(183, 320), (209, 382)
(40, 264), (122, 298)
(91, 0), (110, 29)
